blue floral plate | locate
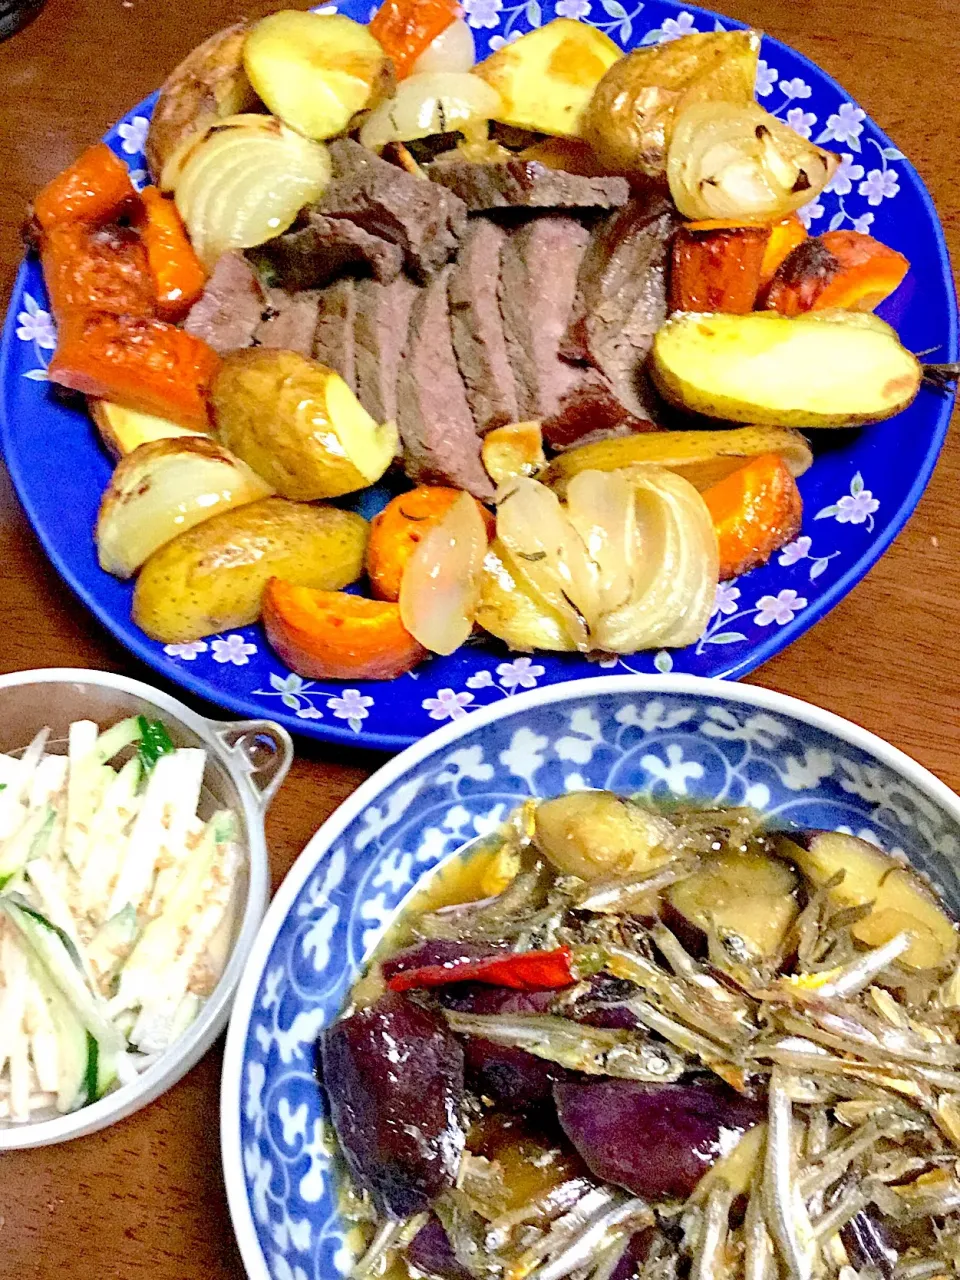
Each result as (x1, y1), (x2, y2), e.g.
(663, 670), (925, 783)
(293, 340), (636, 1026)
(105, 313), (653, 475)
(1, 0), (956, 751)
(219, 672), (960, 1280)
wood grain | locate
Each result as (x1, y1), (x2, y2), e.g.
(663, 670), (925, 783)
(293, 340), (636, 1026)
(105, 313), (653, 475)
(0, 0), (956, 1274)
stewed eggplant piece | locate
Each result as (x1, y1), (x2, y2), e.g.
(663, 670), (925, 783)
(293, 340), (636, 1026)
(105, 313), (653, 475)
(319, 991), (466, 1218)
(533, 791), (676, 879)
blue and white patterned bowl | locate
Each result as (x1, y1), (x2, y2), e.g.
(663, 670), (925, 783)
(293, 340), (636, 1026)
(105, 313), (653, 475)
(220, 673), (960, 1280)
(1, 0), (956, 750)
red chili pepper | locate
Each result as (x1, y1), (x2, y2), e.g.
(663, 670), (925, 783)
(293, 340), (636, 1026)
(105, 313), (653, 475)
(387, 945), (574, 993)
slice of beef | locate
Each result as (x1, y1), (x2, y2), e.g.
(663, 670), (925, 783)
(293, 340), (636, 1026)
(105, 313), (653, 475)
(258, 211), (403, 290)
(543, 374), (659, 451)
(396, 265), (494, 499)
(183, 251), (263, 355)
(254, 289), (321, 357)
(427, 158), (630, 212)
(354, 275), (420, 425)
(562, 198), (679, 419)
(313, 278), (357, 390)
(320, 139), (467, 281)
(448, 219), (519, 433)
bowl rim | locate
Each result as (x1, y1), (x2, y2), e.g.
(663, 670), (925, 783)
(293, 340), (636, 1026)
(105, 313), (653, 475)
(219, 670), (960, 1280)
(0, 666), (283, 1150)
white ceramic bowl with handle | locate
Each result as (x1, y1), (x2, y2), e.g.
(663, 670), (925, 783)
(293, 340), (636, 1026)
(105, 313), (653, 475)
(0, 667), (293, 1150)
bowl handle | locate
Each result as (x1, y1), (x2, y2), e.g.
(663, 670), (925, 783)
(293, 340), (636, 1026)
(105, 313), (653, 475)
(210, 719), (294, 813)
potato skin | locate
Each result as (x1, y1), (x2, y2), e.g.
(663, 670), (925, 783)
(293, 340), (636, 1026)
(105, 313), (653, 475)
(146, 23), (259, 186)
(132, 497), (368, 643)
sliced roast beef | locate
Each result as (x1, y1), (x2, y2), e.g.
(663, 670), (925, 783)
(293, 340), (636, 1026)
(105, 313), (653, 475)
(183, 251), (263, 354)
(562, 198), (679, 419)
(448, 219), (519, 433)
(254, 289), (321, 357)
(543, 374), (659, 451)
(320, 139), (467, 281)
(258, 210), (403, 290)
(396, 265), (493, 499)
(427, 158), (630, 212)
(313, 278), (357, 390)
(354, 275), (420, 424)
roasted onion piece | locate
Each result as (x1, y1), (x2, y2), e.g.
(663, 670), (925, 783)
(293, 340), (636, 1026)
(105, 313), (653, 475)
(359, 71), (501, 151)
(667, 102), (840, 221)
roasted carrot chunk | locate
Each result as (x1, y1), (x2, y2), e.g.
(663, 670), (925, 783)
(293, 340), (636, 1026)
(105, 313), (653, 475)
(40, 222), (155, 323)
(33, 143), (139, 232)
(48, 312), (220, 430)
(670, 223), (770, 314)
(369, 0), (460, 78)
(758, 213), (807, 286)
(367, 486), (495, 602)
(138, 187), (207, 321)
(702, 453), (803, 581)
(263, 580), (427, 680)
(762, 231), (909, 316)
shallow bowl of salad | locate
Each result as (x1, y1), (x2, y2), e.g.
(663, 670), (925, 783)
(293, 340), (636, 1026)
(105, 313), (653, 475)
(220, 673), (960, 1280)
(0, 667), (292, 1149)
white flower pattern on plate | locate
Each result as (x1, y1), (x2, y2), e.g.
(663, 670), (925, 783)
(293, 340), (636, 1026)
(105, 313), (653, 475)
(816, 473), (880, 533)
(819, 102), (865, 147)
(755, 59), (778, 96)
(16, 297), (56, 349)
(779, 76), (811, 99)
(422, 689), (474, 721)
(556, 0), (590, 17)
(778, 536), (812, 567)
(659, 11), (696, 39)
(852, 212), (875, 233)
(798, 200), (825, 228)
(463, 0), (502, 27)
(712, 583), (741, 617)
(117, 116), (149, 155)
(488, 28), (522, 47)
(326, 689), (374, 733)
(859, 167), (899, 205)
(497, 657), (545, 691)
(786, 106), (816, 138)
(754, 589), (808, 626)
(212, 634), (258, 665)
(825, 153), (865, 196)
(164, 640), (208, 660)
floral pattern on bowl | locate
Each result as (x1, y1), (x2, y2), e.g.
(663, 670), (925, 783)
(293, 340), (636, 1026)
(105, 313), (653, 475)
(220, 674), (960, 1280)
(1, 0), (956, 750)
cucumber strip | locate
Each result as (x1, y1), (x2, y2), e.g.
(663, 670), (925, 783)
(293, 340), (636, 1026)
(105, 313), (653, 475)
(22, 958), (60, 1096)
(76, 757), (143, 922)
(42, 981), (90, 1112)
(2, 926), (32, 1120)
(93, 717), (141, 765)
(24, 857), (99, 993)
(0, 804), (53, 890)
(0, 728), (48, 843)
(107, 749), (207, 920)
(0, 896), (123, 1054)
(27, 753), (67, 812)
(87, 906), (139, 990)
(136, 716), (175, 772)
(0, 923), (28, 1082)
(65, 721), (116, 873)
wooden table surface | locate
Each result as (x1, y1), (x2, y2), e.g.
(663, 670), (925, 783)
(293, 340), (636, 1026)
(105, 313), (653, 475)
(0, 0), (957, 1274)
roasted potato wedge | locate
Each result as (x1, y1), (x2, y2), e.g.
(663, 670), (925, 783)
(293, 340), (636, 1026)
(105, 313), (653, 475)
(482, 422), (546, 486)
(475, 539), (576, 653)
(791, 830), (959, 971)
(132, 498), (367, 643)
(544, 425), (813, 495)
(146, 22), (259, 190)
(212, 349), (398, 501)
(473, 19), (621, 139)
(585, 30), (759, 179)
(243, 11), (393, 142)
(534, 791), (676, 879)
(651, 310), (922, 427)
(90, 399), (207, 459)
(96, 437), (273, 579)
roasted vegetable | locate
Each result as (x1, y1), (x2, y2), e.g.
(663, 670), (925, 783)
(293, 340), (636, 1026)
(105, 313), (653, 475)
(464, 1037), (569, 1109)
(263, 581), (426, 681)
(702, 453), (803, 580)
(762, 230), (910, 315)
(544, 425), (813, 495)
(669, 221), (770, 313)
(243, 11), (393, 142)
(399, 492), (490, 655)
(33, 142), (138, 232)
(759, 212), (807, 285)
(667, 102), (840, 221)
(409, 17), (475, 77)
(369, 0), (461, 79)
(49, 312), (220, 431)
(481, 422), (546, 486)
(132, 498), (367, 643)
(651, 310), (922, 427)
(519, 136), (610, 176)
(475, 539), (577, 653)
(212, 348), (397, 501)
(585, 30), (760, 179)
(666, 846), (799, 958)
(145, 21), (258, 189)
(407, 1220), (473, 1280)
(554, 1080), (765, 1200)
(90, 400), (207, 458)
(535, 791), (676, 879)
(384, 941), (574, 992)
(473, 19), (621, 139)
(359, 72), (501, 150)
(367, 487), (493, 603)
(320, 992), (466, 1217)
(40, 222), (155, 323)
(137, 186), (207, 321)
(174, 115), (332, 269)
(96, 436), (273, 578)
(791, 830), (958, 970)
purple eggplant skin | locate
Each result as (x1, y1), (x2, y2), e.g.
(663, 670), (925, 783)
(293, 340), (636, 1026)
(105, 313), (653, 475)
(463, 1036), (568, 1108)
(554, 1079), (766, 1201)
(320, 992), (466, 1218)
(381, 939), (507, 984)
(406, 1218), (473, 1280)
(437, 984), (558, 1016)
(610, 1228), (656, 1280)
